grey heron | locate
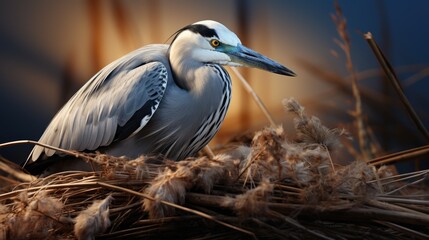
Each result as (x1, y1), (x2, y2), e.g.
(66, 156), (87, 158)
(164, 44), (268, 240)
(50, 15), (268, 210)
(26, 20), (295, 173)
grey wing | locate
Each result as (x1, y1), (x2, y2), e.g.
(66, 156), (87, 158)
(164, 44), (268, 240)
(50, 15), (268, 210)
(29, 59), (168, 162)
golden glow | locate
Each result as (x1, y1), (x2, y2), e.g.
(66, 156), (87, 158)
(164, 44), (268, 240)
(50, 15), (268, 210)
(0, 1), (349, 149)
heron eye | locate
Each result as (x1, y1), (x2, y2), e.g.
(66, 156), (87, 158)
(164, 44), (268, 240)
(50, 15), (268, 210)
(210, 39), (220, 47)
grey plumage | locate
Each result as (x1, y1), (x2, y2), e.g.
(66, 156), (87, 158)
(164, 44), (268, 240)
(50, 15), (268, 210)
(31, 45), (170, 160)
(27, 20), (295, 171)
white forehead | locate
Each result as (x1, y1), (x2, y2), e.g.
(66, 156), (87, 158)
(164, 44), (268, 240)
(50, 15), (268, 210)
(193, 20), (241, 46)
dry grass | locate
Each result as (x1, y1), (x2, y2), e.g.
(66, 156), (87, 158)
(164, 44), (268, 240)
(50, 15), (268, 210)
(1, 98), (428, 240)
(1, 2), (429, 240)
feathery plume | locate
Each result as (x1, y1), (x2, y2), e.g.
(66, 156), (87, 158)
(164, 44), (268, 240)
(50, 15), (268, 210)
(74, 195), (113, 240)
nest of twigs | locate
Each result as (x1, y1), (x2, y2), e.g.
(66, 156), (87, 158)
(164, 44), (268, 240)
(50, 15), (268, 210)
(1, 98), (428, 240)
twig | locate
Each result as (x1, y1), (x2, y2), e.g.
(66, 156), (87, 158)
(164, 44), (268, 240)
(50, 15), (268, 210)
(97, 181), (257, 239)
(403, 67), (429, 86)
(368, 144), (429, 166)
(99, 216), (204, 238)
(235, 149), (263, 184)
(384, 175), (428, 195)
(0, 140), (79, 157)
(375, 221), (429, 240)
(0, 175), (21, 185)
(250, 218), (292, 239)
(332, 1), (371, 160)
(0, 157), (36, 182)
(364, 32), (429, 142)
(0, 139), (96, 169)
(187, 192), (429, 226)
(274, 184), (303, 193)
(371, 166), (384, 194)
(375, 169), (428, 186)
(367, 169), (429, 185)
(366, 199), (425, 216)
(324, 145), (336, 173)
(273, 212), (335, 240)
(375, 197), (429, 206)
(231, 67), (276, 127)
(0, 182), (98, 201)
(203, 145), (215, 158)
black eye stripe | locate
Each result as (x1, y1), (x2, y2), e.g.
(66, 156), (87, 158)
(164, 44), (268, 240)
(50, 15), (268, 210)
(170, 23), (219, 47)
(186, 24), (218, 38)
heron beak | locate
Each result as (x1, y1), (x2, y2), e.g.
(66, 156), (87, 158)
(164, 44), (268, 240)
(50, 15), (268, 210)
(225, 44), (296, 76)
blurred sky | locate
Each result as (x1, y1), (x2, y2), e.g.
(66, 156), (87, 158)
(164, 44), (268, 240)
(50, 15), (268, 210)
(0, 0), (428, 165)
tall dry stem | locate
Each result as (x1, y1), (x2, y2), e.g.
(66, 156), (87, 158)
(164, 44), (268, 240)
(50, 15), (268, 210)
(332, 1), (371, 160)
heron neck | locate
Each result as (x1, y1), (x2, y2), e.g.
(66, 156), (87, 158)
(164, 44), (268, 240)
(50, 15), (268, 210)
(168, 47), (203, 92)
(169, 61), (200, 91)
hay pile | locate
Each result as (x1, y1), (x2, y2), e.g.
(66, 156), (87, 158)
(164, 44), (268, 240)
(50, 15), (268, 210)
(1, 98), (429, 240)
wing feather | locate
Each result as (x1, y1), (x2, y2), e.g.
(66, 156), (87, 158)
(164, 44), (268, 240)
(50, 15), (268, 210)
(29, 45), (169, 161)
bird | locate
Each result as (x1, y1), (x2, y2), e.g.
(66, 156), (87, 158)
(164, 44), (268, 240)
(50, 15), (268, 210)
(25, 20), (295, 174)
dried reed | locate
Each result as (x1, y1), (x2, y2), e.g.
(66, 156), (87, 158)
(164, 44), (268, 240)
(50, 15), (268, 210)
(364, 32), (429, 142)
(1, 99), (428, 240)
(1, 3), (428, 239)
(332, 1), (372, 160)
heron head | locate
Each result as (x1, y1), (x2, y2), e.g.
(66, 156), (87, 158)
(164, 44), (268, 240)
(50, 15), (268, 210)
(170, 20), (296, 76)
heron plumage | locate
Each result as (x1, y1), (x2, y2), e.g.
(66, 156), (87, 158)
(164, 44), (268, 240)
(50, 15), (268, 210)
(27, 20), (295, 174)
(30, 43), (231, 162)
(30, 45), (170, 161)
